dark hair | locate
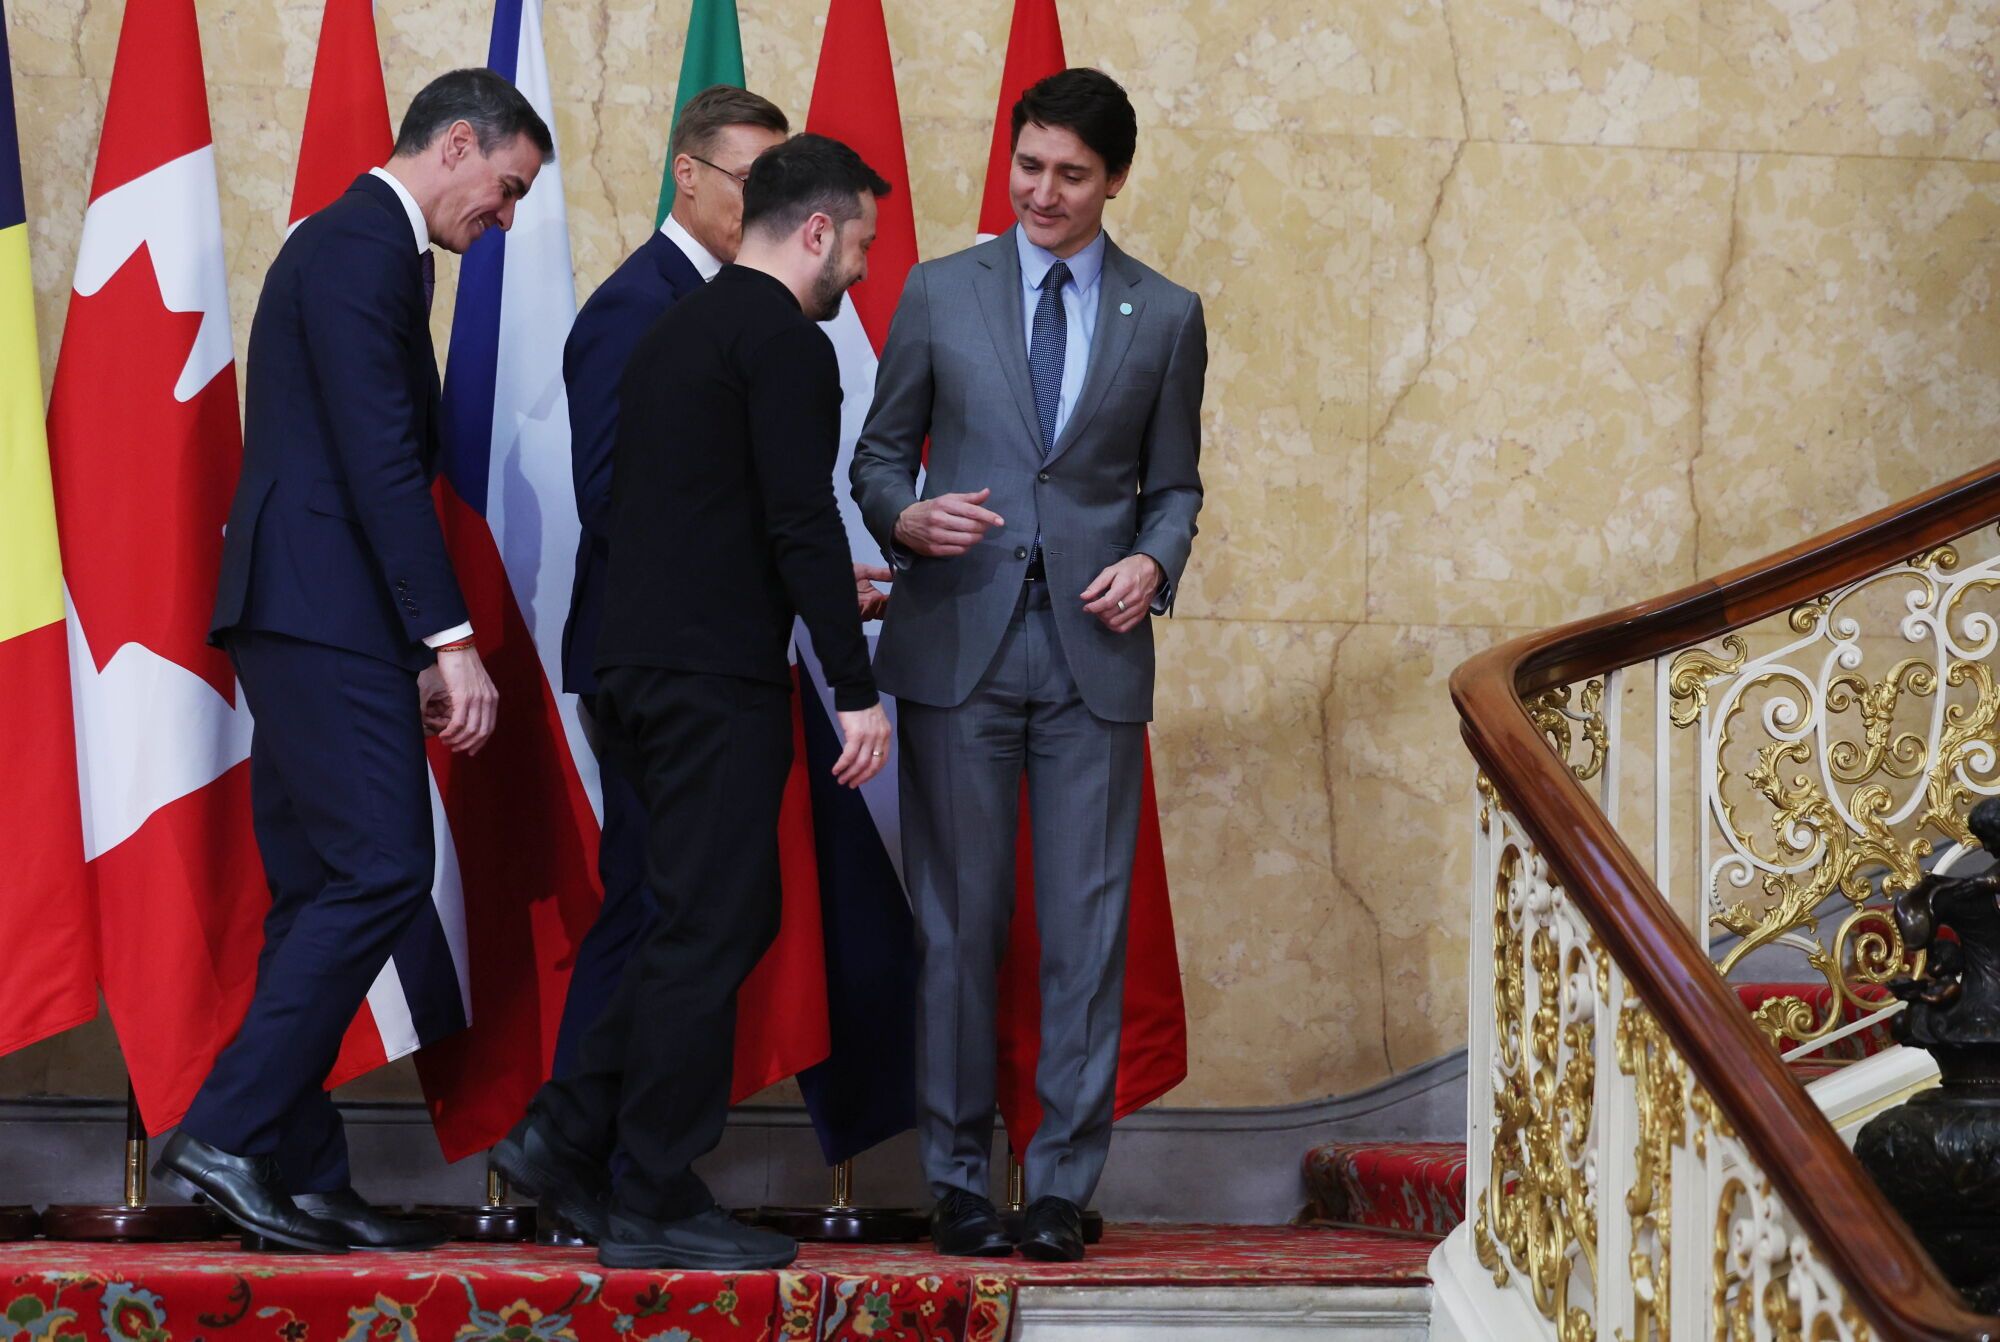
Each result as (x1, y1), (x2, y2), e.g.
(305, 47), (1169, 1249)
(393, 68), (554, 162)
(670, 85), (789, 163)
(741, 133), (891, 238)
(1009, 67), (1137, 176)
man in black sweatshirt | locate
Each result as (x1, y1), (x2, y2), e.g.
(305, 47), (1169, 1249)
(494, 134), (893, 1271)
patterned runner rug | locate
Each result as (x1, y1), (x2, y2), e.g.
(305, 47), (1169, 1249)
(0, 1224), (1435, 1342)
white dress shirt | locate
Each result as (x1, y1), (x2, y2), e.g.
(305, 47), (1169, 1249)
(660, 212), (724, 282)
(367, 167), (473, 651)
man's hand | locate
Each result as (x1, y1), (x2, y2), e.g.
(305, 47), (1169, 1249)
(832, 703), (892, 787)
(434, 646), (499, 754)
(854, 562), (892, 620)
(893, 488), (1004, 558)
(1081, 554), (1163, 634)
(418, 664), (453, 737)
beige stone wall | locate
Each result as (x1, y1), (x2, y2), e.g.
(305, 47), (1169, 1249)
(7, 0), (2000, 1109)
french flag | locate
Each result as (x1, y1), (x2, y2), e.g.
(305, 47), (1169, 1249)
(409, 0), (604, 1160)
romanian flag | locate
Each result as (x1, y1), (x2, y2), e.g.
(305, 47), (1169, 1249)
(0, 0), (99, 1060)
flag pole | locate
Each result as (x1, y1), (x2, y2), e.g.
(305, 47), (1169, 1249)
(40, 1084), (223, 1241)
(415, 1161), (534, 1242)
(749, 1159), (928, 1243)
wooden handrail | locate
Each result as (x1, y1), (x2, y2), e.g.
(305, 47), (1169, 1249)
(1451, 458), (2000, 1342)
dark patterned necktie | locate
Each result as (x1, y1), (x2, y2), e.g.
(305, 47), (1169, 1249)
(420, 249), (436, 314)
(1029, 260), (1070, 456)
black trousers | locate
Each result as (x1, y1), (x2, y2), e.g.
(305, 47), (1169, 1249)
(550, 694), (657, 1080)
(180, 631), (434, 1193)
(533, 666), (794, 1220)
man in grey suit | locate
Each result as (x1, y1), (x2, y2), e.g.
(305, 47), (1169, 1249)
(851, 68), (1205, 1263)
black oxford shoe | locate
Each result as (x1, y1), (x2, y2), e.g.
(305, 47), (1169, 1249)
(489, 1112), (610, 1243)
(929, 1189), (1014, 1257)
(1017, 1195), (1086, 1263)
(597, 1206), (797, 1270)
(286, 1190), (449, 1252)
(151, 1131), (348, 1254)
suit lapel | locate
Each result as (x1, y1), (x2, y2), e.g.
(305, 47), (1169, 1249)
(973, 230), (1044, 450)
(650, 230), (703, 296)
(1047, 236), (1143, 466)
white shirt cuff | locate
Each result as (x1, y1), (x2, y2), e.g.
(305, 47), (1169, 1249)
(424, 622), (475, 649)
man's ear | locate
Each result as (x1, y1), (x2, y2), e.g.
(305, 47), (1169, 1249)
(444, 120), (476, 168)
(1106, 164), (1131, 201)
(673, 152), (698, 196)
(804, 210), (836, 255)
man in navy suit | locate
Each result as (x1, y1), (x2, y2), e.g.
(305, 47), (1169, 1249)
(154, 69), (551, 1254)
(552, 85), (790, 1082)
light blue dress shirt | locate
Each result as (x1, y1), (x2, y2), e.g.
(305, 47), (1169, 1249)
(1016, 227), (1106, 445)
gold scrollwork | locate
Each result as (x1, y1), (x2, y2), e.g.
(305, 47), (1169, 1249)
(1477, 841), (1600, 1342)
(1667, 635), (1748, 729)
(1528, 680), (1609, 781)
(1617, 997), (1684, 1342)
(1703, 653), (1998, 1046)
(1711, 1174), (1873, 1342)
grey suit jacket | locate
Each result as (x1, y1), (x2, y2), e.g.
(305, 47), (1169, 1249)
(851, 228), (1206, 724)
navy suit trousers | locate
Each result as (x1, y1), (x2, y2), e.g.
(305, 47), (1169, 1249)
(179, 631), (434, 1192)
(550, 695), (658, 1080)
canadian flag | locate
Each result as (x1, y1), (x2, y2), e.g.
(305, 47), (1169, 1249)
(44, 0), (269, 1132)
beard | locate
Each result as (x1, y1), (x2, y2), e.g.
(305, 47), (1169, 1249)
(806, 243), (857, 323)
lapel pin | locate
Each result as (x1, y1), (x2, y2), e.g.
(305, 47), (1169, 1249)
(1119, 302), (1133, 315)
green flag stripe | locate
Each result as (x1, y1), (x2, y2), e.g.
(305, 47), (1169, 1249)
(656, 0), (746, 225)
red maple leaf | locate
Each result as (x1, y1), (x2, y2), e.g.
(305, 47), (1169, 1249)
(48, 242), (243, 702)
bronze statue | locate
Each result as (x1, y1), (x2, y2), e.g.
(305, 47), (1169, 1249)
(1856, 796), (2000, 1311)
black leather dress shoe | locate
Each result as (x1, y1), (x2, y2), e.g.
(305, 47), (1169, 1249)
(151, 1132), (348, 1254)
(285, 1190), (449, 1252)
(929, 1190), (1014, 1257)
(597, 1206), (797, 1270)
(489, 1113), (610, 1243)
(1017, 1195), (1085, 1263)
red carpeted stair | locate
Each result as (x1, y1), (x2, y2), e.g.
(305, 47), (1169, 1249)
(0, 1227), (1438, 1342)
(1300, 1140), (1467, 1236)
(1297, 983), (1898, 1233)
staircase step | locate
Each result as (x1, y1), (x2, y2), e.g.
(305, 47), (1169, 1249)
(1300, 1140), (1466, 1237)
(1733, 981), (1897, 1065)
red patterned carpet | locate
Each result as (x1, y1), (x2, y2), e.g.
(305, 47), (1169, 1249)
(1300, 1141), (1466, 1237)
(0, 1226), (1435, 1342)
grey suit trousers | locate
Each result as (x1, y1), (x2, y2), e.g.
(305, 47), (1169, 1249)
(900, 579), (1145, 1206)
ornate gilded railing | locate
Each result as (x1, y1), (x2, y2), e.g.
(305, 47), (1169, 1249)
(1443, 462), (2000, 1342)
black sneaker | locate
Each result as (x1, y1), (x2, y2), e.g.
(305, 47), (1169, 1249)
(596, 1205), (798, 1270)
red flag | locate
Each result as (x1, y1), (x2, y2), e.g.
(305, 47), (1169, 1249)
(289, 0), (392, 228)
(45, 0), (270, 1133)
(981, 0), (1191, 1149)
(0, 0), (97, 1058)
(805, 0), (920, 348)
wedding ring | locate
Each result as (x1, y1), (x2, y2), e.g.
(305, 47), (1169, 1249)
(872, 749), (883, 756)
(1117, 599), (1127, 611)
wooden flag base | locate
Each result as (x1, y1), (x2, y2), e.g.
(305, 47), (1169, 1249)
(413, 1168), (535, 1242)
(747, 1161), (928, 1243)
(41, 1088), (228, 1243)
(0, 1207), (41, 1240)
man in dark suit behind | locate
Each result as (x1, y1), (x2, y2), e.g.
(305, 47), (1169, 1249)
(552, 85), (790, 1082)
(153, 69), (551, 1255)
(495, 134), (893, 1272)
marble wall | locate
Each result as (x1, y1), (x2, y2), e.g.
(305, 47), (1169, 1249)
(7, 0), (2000, 1109)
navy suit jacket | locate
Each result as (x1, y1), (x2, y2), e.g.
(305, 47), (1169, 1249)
(211, 173), (466, 673)
(560, 229), (705, 695)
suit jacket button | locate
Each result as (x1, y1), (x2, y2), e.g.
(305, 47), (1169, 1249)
(1014, 546), (1028, 561)
(1037, 471), (1049, 482)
